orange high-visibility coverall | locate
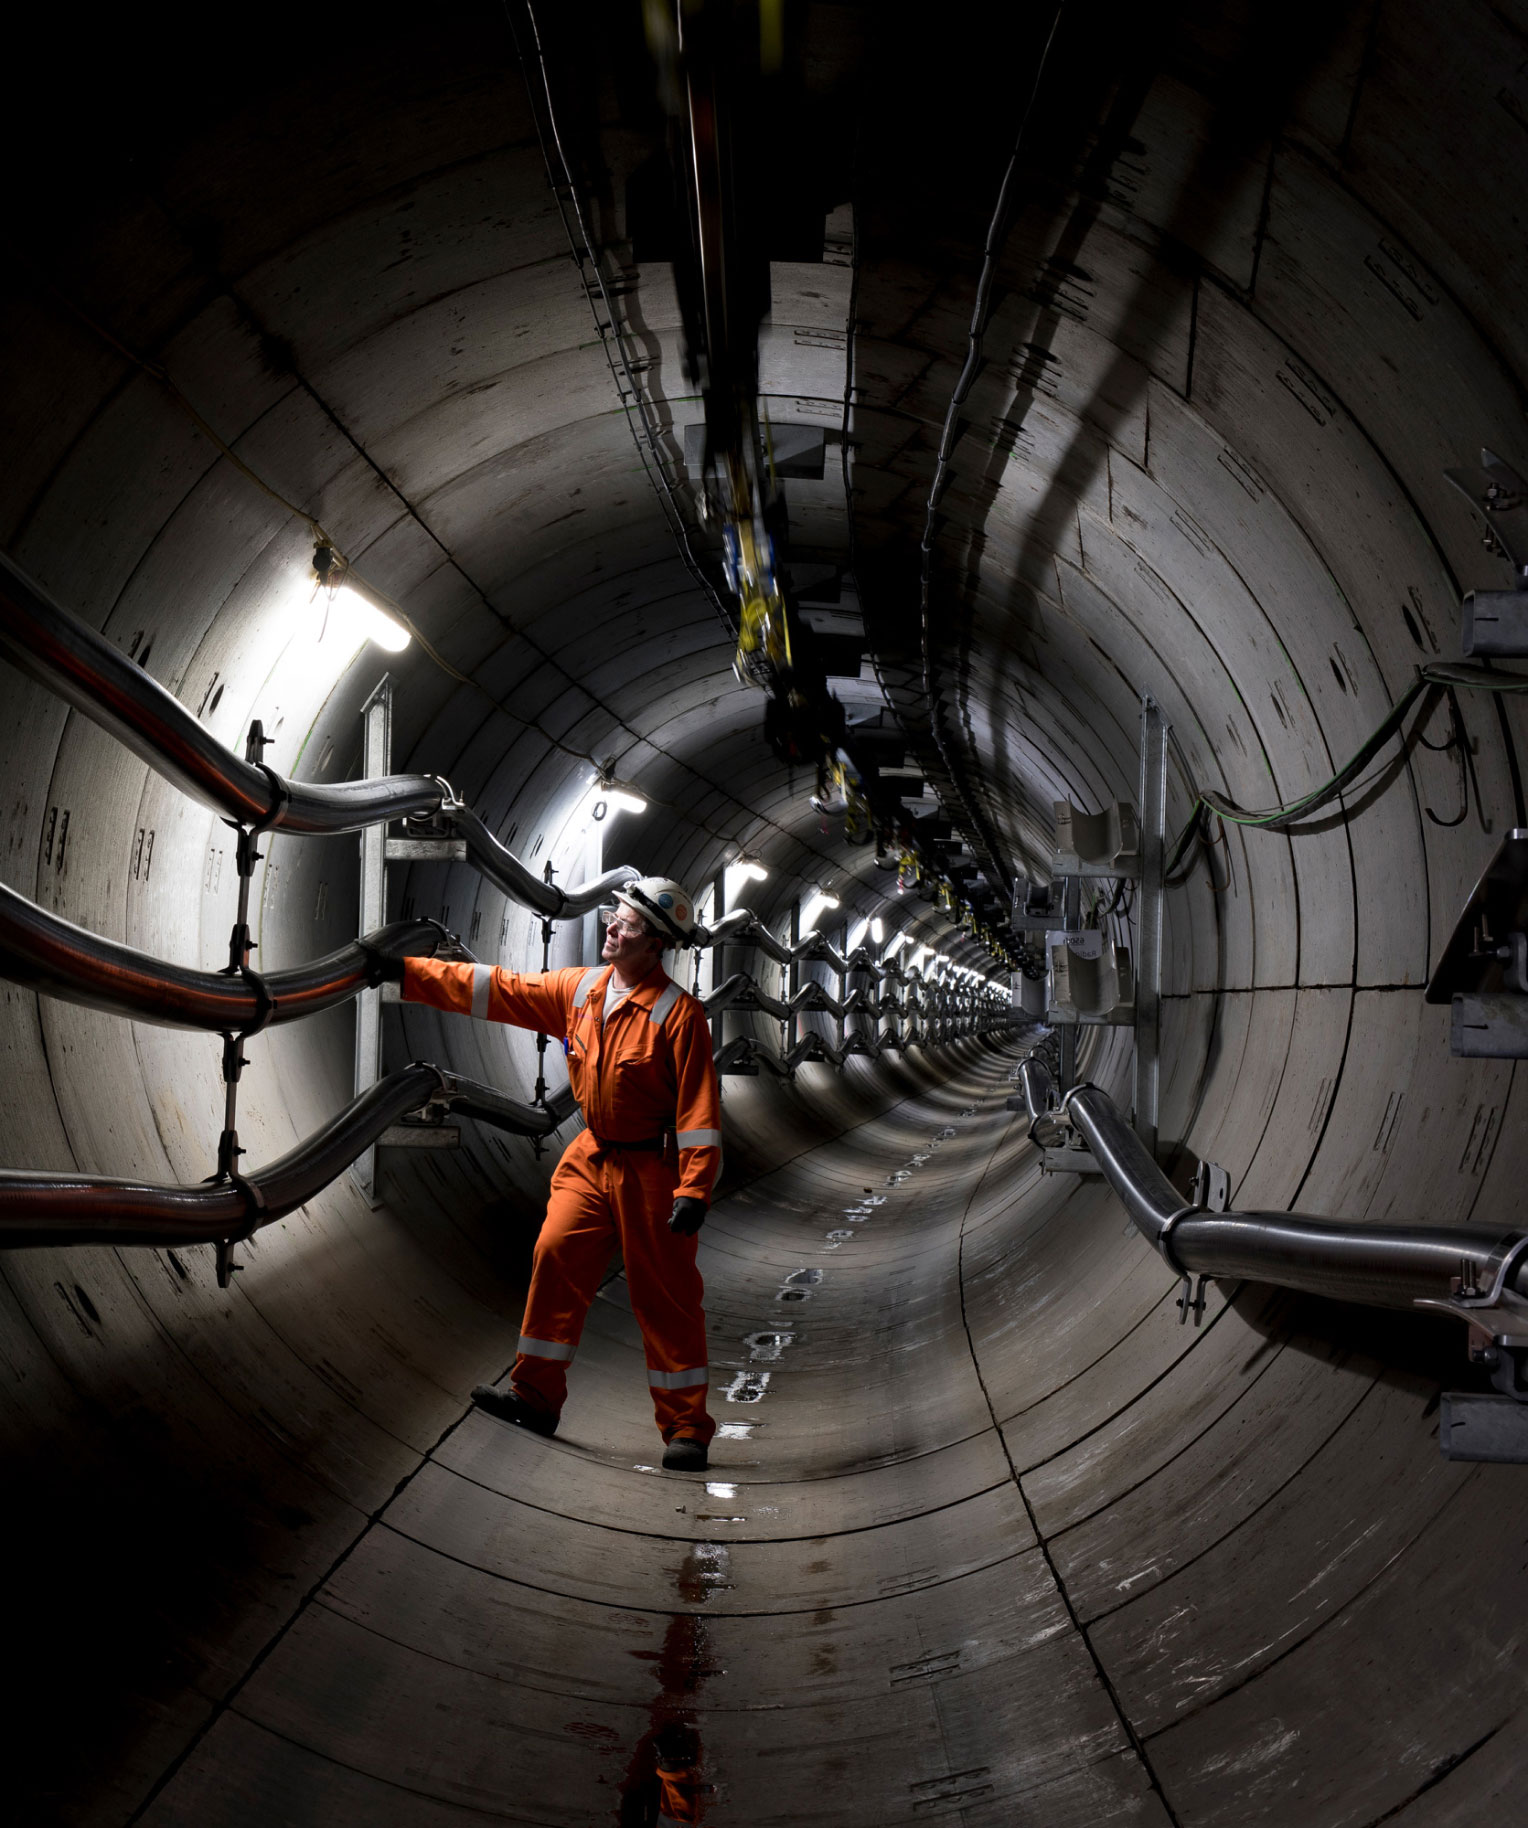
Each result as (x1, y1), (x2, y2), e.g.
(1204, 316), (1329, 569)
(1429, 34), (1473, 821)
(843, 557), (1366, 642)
(402, 956), (722, 1442)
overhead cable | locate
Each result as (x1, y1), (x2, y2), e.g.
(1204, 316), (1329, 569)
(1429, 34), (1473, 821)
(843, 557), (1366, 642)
(1168, 661), (1528, 877)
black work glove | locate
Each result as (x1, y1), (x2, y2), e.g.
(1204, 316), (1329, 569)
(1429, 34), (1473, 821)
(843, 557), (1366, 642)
(360, 943), (407, 986)
(669, 1196), (708, 1236)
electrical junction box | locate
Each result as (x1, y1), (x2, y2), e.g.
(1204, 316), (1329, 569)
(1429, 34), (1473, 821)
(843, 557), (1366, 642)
(1461, 589), (1528, 656)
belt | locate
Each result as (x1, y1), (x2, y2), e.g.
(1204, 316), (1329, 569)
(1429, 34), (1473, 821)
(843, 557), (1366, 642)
(588, 1132), (667, 1152)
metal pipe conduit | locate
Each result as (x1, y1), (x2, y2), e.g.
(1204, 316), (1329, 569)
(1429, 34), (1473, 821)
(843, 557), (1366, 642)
(700, 972), (793, 1022)
(0, 881), (447, 1029)
(0, 553), (445, 835)
(445, 802), (639, 918)
(0, 1063), (576, 1250)
(1052, 1072), (1528, 1311)
(0, 553), (633, 916)
(0, 559), (1024, 976)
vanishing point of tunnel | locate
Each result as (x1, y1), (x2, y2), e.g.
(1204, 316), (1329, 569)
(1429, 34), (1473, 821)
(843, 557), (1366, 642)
(2, 3), (1527, 1824)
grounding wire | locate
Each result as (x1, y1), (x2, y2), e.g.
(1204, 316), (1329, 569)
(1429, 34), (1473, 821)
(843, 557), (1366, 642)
(1165, 662), (1528, 877)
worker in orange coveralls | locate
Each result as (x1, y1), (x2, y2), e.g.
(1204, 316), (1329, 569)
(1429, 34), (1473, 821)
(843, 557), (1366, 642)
(372, 877), (722, 1472)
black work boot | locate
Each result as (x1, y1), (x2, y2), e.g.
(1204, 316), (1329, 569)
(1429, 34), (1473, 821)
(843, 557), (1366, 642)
(471, 1384), (558, 1436)
(662, 1435), (708, 1472)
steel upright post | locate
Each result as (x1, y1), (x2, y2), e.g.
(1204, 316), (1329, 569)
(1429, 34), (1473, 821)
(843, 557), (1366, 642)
(352, 676), (393, 1206)
(786, 899), (800, 1057)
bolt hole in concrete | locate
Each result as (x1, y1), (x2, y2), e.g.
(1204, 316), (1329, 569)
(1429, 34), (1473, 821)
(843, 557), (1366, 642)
(744, 1332), (792, 1361)
(722, 1371), (771, 1403)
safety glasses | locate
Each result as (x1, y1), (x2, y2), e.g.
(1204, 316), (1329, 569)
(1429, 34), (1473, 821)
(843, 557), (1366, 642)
(598, 906), (649, 938)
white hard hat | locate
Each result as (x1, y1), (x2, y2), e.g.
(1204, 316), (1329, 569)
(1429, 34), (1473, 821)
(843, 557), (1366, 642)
(615, 876), (699, 946)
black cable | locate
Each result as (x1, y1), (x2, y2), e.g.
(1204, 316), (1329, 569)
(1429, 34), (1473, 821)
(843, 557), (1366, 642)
(917, 1), (1071, 896)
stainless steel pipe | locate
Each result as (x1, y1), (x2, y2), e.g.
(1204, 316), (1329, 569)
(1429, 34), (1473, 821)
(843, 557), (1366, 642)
(0, 880), (445, 1029)
(0, 553), (636, 919)
(446, 803), (638, 918)
(0, 552), (444, 835)
(1064, 1082), (1528, 1309)
(0, 1062), (575, 1249)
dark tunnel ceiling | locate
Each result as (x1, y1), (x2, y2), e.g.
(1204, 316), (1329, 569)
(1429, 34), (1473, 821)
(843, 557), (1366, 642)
(3, 2), (1528, 1824)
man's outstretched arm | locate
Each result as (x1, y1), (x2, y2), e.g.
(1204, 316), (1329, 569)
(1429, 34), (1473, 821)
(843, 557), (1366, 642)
(397, 957), (581, 1034)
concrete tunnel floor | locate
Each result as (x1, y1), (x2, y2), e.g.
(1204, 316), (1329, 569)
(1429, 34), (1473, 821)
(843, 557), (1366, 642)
(99, 1027), (1505, 1828)
(138, 1041), (1078, 1827)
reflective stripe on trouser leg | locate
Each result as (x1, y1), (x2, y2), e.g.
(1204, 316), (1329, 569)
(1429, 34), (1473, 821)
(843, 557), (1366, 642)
(513, 1135), (618, 1420)
(609, 1151), (715, 1445)
(517, 1335), (575, 1361)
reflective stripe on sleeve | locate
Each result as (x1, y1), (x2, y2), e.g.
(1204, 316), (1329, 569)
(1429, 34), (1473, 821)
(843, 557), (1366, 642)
(572, 966), (605, 1008)
(648, 1364), (708, 1390)
(649, 980), (682, 1028)
(675, 1128), (722, 1149)
(470, 964), (493, 1018)
(517, 1335), (576, 1361)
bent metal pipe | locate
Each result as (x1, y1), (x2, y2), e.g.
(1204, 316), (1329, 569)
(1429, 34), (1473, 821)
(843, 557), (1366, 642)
(0, 551), (444, 835)
(0, 1065), (578, 1250)
(0, 551), (1020, 971)
(1021, 1058), (1528, 1315)
(0, 881), (447, 1030)
(0, 551), (634, 917)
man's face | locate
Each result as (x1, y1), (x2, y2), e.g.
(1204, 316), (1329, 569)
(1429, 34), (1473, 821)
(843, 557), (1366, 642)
(601, 906), (664, 973)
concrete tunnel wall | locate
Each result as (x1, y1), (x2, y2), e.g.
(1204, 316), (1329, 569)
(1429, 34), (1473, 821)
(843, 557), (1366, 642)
(1, 3), (1525, 1823)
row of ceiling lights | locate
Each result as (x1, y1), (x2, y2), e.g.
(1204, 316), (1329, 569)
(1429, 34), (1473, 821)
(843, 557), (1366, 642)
(305, 555), (1001, 992)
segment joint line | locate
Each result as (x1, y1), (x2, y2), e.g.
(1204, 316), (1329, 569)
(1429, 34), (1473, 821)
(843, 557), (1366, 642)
(955, 1078), (1184, 1828)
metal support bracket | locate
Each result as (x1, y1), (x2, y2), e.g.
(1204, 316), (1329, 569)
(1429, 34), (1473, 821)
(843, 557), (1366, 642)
(1190, 1159), (1232, 1212)
(215, 1238), (242, 1289)
(1427, 831), (1528, 1057)
(1445, 448), (1528, 578)
(1439, 1392), (1528, 1462)
(1042, 1144), (1104, 1176)
(1415, 1233), (1528, 1399)
(385, 837), (468, 863)
(1175, 1273), (1210, 1327)
(353, 677), (394, 1207)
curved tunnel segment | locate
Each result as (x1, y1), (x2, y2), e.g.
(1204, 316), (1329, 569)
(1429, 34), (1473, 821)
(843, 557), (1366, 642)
(2, 4), (1528, 1825)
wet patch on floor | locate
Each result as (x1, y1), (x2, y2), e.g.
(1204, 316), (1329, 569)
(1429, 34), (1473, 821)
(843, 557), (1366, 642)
(721, 1369), (770, 1403)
